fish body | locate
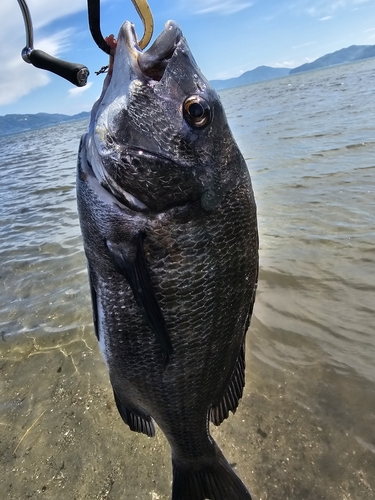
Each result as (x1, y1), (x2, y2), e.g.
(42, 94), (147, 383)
(77, 20), (258, 500)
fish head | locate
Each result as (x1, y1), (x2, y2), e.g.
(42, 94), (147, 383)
(86, 21), (247, 213)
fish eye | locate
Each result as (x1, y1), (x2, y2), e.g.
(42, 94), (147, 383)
(183, 96), (211, 128)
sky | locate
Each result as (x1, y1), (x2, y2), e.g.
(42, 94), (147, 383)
(1, 0), (375, 115)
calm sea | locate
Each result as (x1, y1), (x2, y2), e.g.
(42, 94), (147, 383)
(1, 58), (374, 499)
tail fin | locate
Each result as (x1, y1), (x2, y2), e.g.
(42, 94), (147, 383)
(172, 444), (252, 500)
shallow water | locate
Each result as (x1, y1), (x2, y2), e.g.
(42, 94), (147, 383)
(1, 58), (375, 499)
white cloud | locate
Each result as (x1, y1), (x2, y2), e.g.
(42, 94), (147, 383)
(0, 57), (50, 107)
(273, 57), (315, 68)
(69, 81), (93, 96)
(213, 69), (243, 79)
(364, 27), (375, 40)
(292, 41), (317, 49)
(303, 0), (370, 17)
(37, 29), (75, 57)
(273, 61), (297, 68)
(11, 0), (87, 30)
(0, 28), (75, 106)
(319, 15), (333, 20)
(182, 0), (254, 15)
(0, 0), (87, 108)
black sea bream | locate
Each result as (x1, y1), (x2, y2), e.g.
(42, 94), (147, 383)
(77, 20), (258, 500)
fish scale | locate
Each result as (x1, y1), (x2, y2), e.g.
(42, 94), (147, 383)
(77, 19), (257, 500)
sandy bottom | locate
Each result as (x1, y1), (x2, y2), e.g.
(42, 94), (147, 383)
(1, 327), (374, 500)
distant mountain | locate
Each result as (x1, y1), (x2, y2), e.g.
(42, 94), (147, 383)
(290, 45), (375, 74)
(0, 111), (90, 137)
(2, 43), (375, 131)
(210, 66), (291, 91)
(210, 44), (375, 91)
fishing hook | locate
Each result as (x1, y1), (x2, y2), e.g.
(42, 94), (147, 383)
(87, 0), (154, 54)
(16, 0), (89, 86)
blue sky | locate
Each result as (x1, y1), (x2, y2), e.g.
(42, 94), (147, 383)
(1, 0), (375, 115)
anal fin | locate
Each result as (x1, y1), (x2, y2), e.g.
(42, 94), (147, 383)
(210, 342), (246, 426)
(113, 390), (155, 437)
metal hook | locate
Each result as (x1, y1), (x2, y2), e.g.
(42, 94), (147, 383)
(131, 0), (154, 49)
(16, 0), (89, 87)
(87, 0), (154, 54)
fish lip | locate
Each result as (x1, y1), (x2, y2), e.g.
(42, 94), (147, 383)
(117, 20), (183, 81)
(119, 21), (142, 62)
(107, 21), (143, 82)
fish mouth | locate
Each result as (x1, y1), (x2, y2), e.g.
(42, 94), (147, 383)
(114, 20), (183, 82)
(88, 21), (197, 214)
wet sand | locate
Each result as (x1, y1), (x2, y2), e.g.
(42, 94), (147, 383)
(1, 325), (373, 500)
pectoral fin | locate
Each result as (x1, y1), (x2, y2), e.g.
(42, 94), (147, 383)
(106, 234), (173, 362)
(87, 263), (99, 341)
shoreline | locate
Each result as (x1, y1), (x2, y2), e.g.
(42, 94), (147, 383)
(1, 327), (373, 499)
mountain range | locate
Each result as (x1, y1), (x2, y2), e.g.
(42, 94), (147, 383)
(211, 44), (375, 90)
(210, 66), (290, 91)
(290, 44), (375, 74)
(1, 44), (374, 136)
(0, 112), (90, 137)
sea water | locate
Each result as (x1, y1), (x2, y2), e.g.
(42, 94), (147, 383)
(0, 58), (374, 499)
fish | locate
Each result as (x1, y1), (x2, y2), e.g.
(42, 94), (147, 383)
(77, 19), (258, 500)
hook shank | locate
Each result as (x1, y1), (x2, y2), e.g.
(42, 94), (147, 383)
(87, 0), (154, 54)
